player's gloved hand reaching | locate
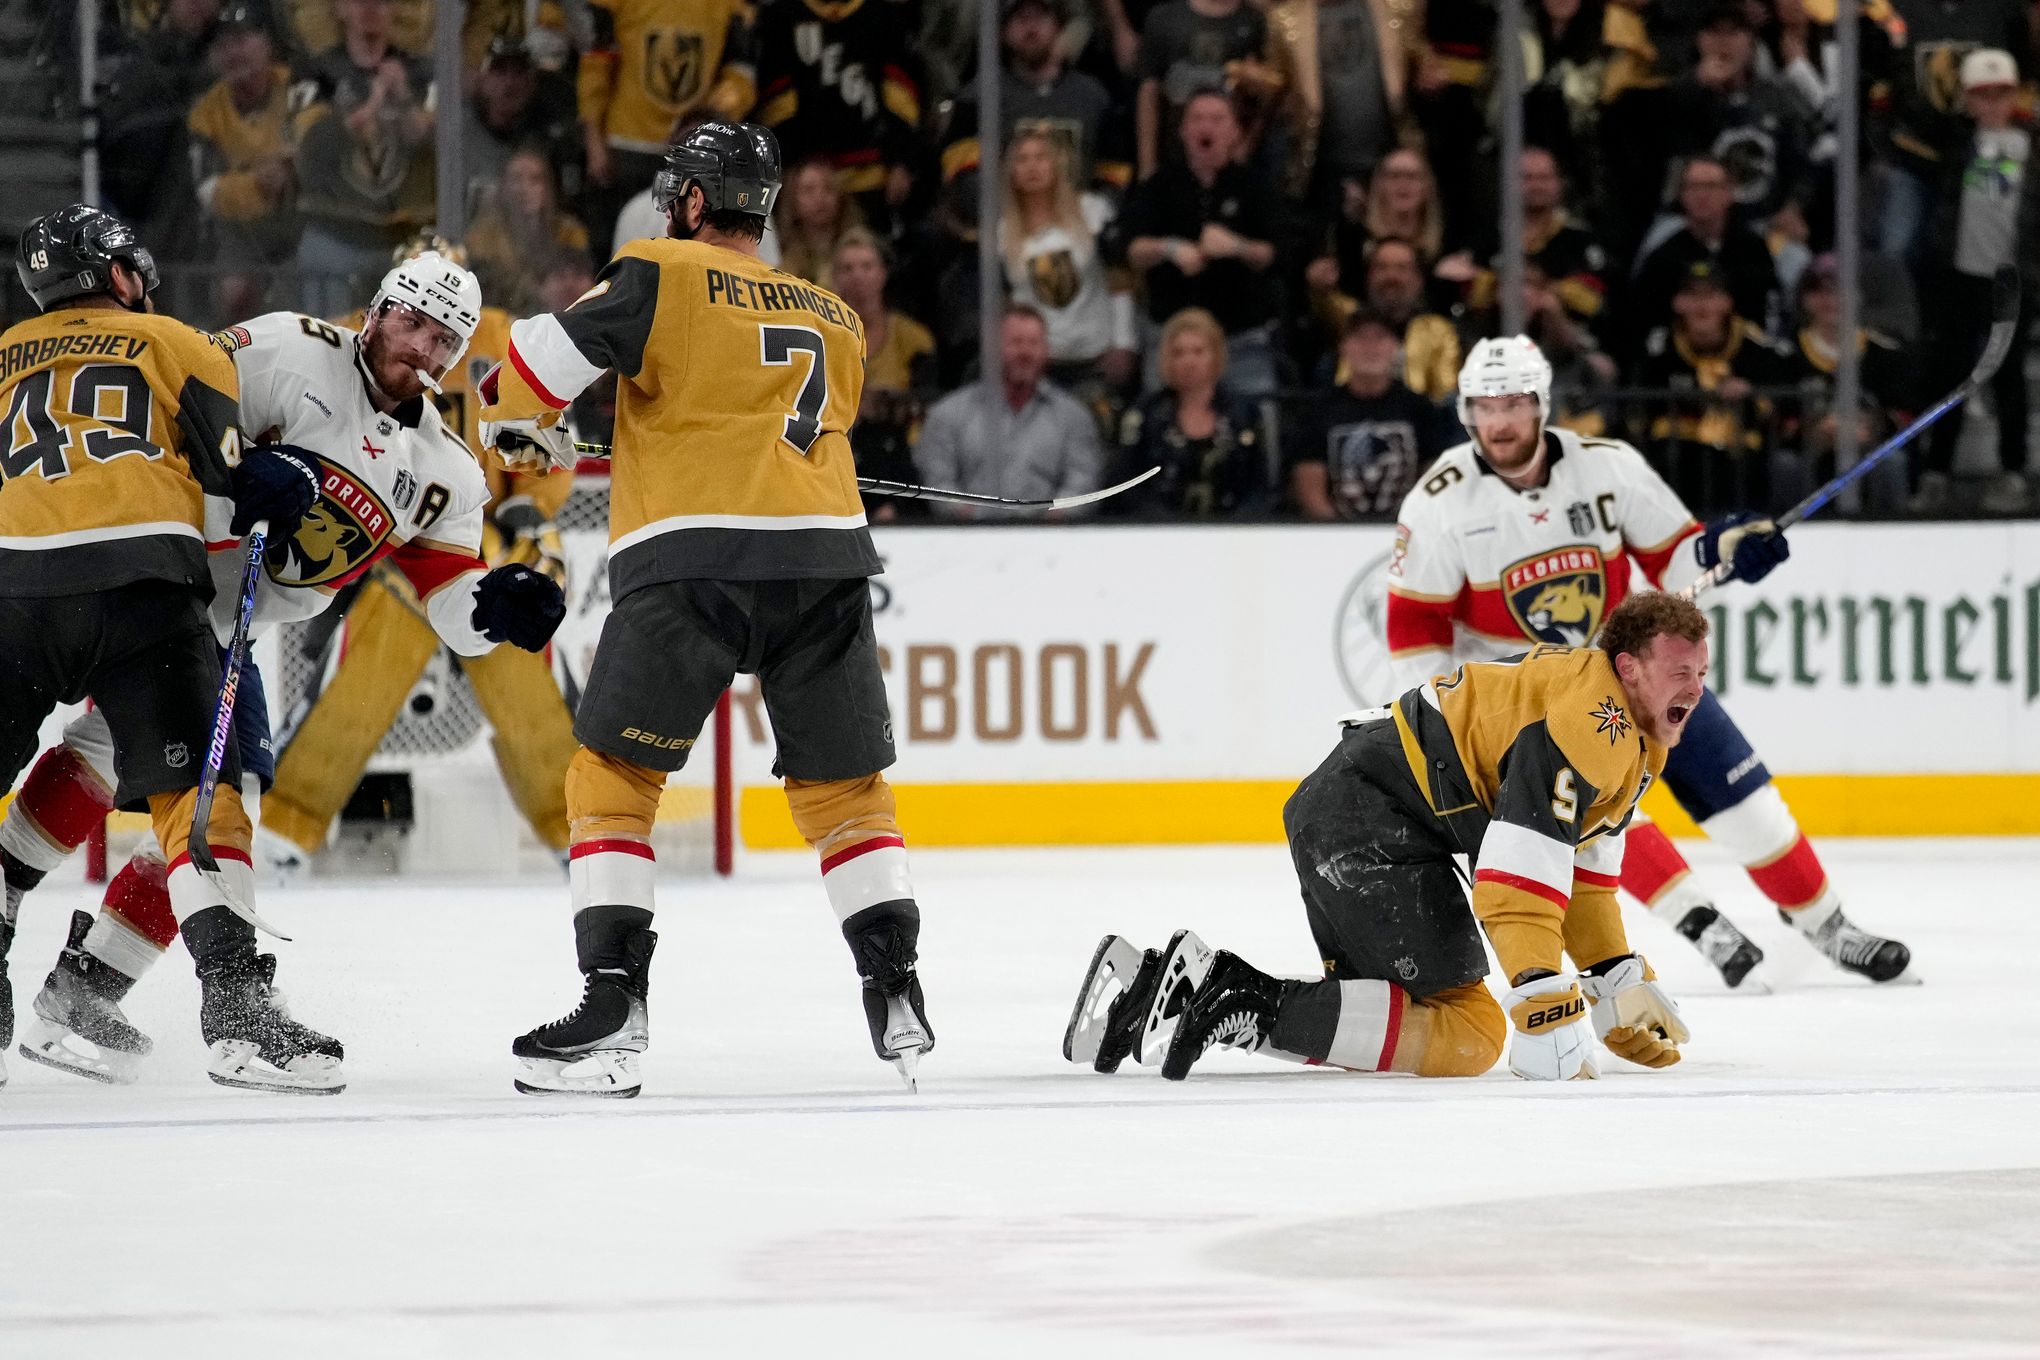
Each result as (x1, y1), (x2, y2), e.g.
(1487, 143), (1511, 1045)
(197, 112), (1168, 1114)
(493, 495), (567, 586)
(1698, 513), (1790, 584)
(1580, 954), (1688, 1069)
(472, 562), (566, 651)
(230, 443), (321, 539)
(1500, 970), (1597, 1080)
(478, 362), (575, 474)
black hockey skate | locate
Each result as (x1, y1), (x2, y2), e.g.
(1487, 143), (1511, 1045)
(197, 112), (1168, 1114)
(846, 907), (933, 1091)
(1063, 935), (1165, 1073)
(1673, 904), (1765, 991)
(1159, 949), (1283, 1081)
(1793, 908), (1913, 984)
(513, 927), (656, 1098)
(17, 911), (153, 1085)
(198, 947), (345, 1094)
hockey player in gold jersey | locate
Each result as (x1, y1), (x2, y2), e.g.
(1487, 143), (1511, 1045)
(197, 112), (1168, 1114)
(257, 238), (579, 868)
(0, 204), (335, 1092)
(1067, 591), (1701, 1084)
(482, 122), (931, 1095)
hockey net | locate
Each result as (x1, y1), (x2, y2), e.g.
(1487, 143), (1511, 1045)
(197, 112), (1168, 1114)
(87, 467), (735, 880)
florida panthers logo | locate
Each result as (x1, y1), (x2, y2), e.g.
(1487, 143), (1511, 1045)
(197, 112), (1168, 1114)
(267, 458), (394, 587)
(1502, 547), (1607, 646)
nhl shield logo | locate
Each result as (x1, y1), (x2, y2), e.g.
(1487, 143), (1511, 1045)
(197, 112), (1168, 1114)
(1502, 547), (1607, 647)
(269, 457), (394, 587)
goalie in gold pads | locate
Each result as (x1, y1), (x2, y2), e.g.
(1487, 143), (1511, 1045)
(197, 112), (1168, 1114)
(481, 121), (932, 1096)
(1065, 592), (1703, 1084)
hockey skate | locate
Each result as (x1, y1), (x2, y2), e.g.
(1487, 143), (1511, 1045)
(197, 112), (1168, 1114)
(1159, 949), (1283, 1081)
(1135, 928), (1215, 1068)
(842, 906), (933, 1090)
(16, 911), (152, 1085)
(198, 947), (345, 1094)
(1793, 908), (1914, 985)
(0, 915), (14, 1088)
(1063, 935), (1164, 1072)
(513, 928), (655, 1098)
(1673, 904), (1767, 991)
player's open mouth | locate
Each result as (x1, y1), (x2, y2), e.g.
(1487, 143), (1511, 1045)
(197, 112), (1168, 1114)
(1667, 704), (1691, 726)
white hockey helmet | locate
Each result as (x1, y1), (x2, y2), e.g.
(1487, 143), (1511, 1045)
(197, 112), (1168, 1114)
(1455, 335), (1553, 430)
(369, 249), (483, 372)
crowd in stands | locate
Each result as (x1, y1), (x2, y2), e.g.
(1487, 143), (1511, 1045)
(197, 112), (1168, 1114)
(63, 0), (2040, 517)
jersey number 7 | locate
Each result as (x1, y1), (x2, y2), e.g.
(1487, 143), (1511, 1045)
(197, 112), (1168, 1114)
(760, 324), (828, 456)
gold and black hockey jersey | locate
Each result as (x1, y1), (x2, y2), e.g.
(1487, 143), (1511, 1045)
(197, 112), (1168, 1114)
(1391, 644), (1665, 981)
(579, 0), (758, 154)
(0, 308), (241, 596)
(484, 237), (873, 590)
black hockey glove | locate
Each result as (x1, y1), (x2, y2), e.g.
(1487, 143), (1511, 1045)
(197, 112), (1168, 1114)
(230, 443), (321, 539)
(472, 562), (566, 652)
(1697, 513), (1789, 585)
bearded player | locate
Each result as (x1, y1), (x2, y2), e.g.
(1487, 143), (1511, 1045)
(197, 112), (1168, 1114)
(256, 236), (580, 872)
(483, 121), (933, 1096)
(0, 249), (565, 1091)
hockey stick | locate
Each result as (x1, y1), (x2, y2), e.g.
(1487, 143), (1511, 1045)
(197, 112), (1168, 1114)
(189, 519), (291, 940)
(564, 439), (1159, 512)
(1683, 265), (2022, 601)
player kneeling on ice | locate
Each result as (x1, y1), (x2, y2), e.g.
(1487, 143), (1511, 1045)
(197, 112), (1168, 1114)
(1067, 591), (1703, 1081)
(0, 247), (566, 1094)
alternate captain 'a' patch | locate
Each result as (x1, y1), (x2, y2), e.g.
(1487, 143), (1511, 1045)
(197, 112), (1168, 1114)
(1591, 695), (1632, 745)
(1502, 546), (1607, 646)
(267, 457), (394, 587)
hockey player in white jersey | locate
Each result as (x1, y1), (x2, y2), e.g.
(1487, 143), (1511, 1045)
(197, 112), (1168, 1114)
(0, 251), (567, 1092)
(1383, 336), (1910, 987)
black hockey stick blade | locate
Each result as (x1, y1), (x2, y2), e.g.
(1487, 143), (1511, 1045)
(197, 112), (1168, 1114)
(569, 440), (1158, 511)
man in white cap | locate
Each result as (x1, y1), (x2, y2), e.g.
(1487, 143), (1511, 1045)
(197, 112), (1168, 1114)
(1909, 47), (2039, 514)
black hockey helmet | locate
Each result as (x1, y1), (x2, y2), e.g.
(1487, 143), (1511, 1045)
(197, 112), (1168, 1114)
(653, 121), (782, 221)
(15, 203), (160, 312)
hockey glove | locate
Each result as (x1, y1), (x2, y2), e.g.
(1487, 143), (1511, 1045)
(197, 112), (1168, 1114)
(1698, 513), (1790, 585)
(478, 363), (575, 474)
(493, 495), (567, 586)
(1500, 971), (1596, 1081)
(1579, 953), (1688, 1069)
(472, 562), (566, 652)
(230, 443), (321, 539)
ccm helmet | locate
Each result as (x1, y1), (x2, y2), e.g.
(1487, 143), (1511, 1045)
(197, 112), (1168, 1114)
(653, 121), (783, 222)
(1455, 335), (1553, 430)
(16, 203), (160, 312)
(369, 249), (483, 371)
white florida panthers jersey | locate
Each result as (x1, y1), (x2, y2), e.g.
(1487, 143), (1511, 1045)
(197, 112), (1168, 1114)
(204, 312), (494, 654)
(1383, 427), (1707, 693)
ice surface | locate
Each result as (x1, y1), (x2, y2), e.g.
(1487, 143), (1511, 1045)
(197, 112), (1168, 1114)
(0, 838), (2034, 1359)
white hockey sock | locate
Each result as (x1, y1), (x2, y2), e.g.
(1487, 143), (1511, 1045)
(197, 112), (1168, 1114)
(84, 911), (168, 982)
(1644, 872), (1716, 923)
(568, 838), (657, 914)
(818, 836), (913, 923)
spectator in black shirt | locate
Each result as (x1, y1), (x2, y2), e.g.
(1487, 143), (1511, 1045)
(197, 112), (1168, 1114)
(1778, 253), (1915, 511)
(1627, 153), (1781, 352)
(1135, 0), (1269, 179)
(1287, 309), (1455, 520)
(1122, 90), (1281, 395)
(1107, 307), (1274, 517)
(1632, 260), (1795, 513)
(1662, 3), (1817, 228)
(461, 35), (582, 217)
(942, 0), (1128, 200)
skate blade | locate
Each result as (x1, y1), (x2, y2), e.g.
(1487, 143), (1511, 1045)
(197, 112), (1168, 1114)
(1138, 929), (1213, 1067)
(18, 1022), (145, 1086)
(889, 1043), (924, 1093)
(1063, 934), (1144, 1065)
(512, 1051), (642, 1098)
(206, 1040), (345, 1095)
